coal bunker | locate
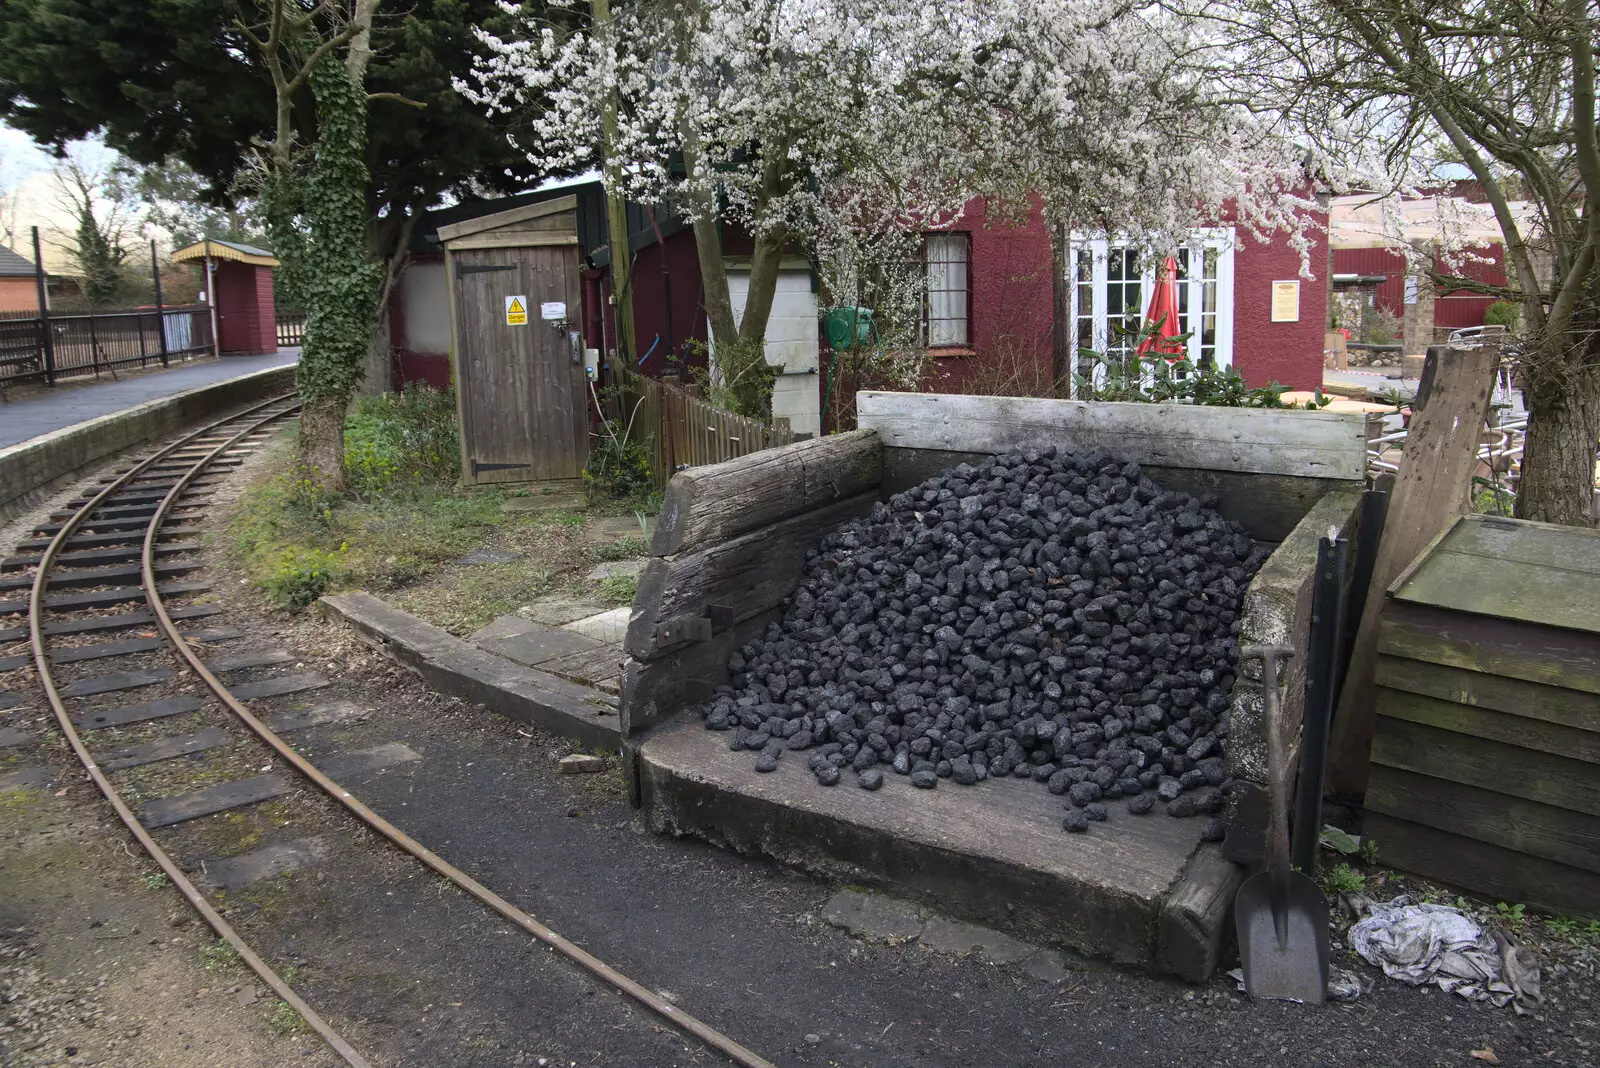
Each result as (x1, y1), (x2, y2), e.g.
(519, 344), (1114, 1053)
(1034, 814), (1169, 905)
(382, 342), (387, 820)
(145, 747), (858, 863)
(698, 446), (1270, 834)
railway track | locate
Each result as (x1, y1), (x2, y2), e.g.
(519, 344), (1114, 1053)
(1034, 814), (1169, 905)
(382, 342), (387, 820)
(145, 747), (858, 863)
(0, 396), (774, 1068)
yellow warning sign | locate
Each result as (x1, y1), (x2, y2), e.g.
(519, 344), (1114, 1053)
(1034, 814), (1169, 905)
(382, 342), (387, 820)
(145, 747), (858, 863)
(505, 295), (528, 326)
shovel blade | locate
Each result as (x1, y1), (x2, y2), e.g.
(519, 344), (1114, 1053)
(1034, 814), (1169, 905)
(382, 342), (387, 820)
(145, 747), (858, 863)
(1235, 870), (1330, 1004)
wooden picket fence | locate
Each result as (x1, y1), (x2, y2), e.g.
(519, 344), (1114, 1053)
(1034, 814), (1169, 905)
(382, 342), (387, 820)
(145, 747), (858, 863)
(608, 366), (793, 489)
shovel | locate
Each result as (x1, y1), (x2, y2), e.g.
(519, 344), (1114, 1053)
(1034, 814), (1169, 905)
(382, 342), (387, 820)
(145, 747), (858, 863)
(1235, 644), (1330, 1003)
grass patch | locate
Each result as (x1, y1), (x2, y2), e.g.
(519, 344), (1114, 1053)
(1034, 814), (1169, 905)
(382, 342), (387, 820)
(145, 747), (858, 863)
(200, 939), (242, 971)
(589, 535), (648, 561)
(231, 389), (507, 610)
(267, 1000), (309, 1035)
(392, 558), (559, 636)
(1320, 862), (1366, 896)
(596, 572), (639, 605)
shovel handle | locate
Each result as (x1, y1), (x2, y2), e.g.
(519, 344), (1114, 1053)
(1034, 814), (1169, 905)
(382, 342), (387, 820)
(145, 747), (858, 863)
(1239, 645), (1295, 879)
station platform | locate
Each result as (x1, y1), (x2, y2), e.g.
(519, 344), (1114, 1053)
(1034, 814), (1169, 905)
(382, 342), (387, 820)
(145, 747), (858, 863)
(1, 350), (299, 449)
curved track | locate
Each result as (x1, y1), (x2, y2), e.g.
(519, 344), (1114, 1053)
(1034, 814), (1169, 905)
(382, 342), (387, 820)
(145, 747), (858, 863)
(14, 397), (775, 1068)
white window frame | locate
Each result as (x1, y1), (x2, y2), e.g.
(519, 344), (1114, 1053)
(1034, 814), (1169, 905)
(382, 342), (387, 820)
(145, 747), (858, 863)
(1068, 227), (1236, 374)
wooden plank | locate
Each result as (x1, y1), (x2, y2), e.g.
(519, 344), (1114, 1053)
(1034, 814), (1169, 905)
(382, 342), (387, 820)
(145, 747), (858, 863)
(651, 430), (884, 556)
(1328, 343), (1501, 794)
(138, 774), (289, 829)
(1365, 812), (1600, 916)
(436, 195), (579, 242)
(856, 391), (1369, 479)
(1376, 654), (1600, 733)
(1377, 599), (1600, 695)
(627, 491), (877, 662)
(1371, 716), (1600, 817)
(444, 232), (580, 251)
(1367, 764), (1600, 873)
(620, 606), (784, 740)
(1396, 549), (1600, 634)
(1376, 685), (1600, 761)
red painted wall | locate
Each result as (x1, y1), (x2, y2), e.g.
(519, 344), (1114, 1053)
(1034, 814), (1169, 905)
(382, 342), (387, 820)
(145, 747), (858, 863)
(1231, 221), (1327, 391)
(922, 197), (1056, 395)
(213, 262), (277, 354)
(1333, 244), (1505, 329)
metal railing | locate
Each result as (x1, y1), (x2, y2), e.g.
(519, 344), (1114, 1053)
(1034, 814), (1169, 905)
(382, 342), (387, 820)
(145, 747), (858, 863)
(276, 312), (306, 348)
(0, 305), (215, 390)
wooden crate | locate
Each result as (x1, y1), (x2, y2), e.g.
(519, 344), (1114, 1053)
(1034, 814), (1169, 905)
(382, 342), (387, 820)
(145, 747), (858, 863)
(1368, 514), (1600, 914)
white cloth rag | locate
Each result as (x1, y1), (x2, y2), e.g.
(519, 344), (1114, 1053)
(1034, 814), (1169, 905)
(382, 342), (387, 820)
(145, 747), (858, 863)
(1348, 896), (1541, 1013)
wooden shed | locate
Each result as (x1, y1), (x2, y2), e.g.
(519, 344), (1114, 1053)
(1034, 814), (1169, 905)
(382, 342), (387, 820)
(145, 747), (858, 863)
(438, 196), (588, 487)
(1368, 514), (1600, 914)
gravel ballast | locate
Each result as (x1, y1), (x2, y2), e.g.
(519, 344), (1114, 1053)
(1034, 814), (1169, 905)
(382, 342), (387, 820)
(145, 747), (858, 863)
(700, 447), (1270, 833)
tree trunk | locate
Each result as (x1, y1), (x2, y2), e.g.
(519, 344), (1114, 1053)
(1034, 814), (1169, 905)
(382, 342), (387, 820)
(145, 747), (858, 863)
(680, 129), (739, 346)
(297, 393), (348, 485)
(737, 225), (787, 346)
(1516, 353), (1600, 525)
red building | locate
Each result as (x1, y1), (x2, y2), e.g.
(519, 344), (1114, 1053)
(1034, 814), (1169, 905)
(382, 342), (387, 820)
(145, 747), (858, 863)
(1332, 244), (1505, 331)
(912, 197), (1329, 400)
(170, 240), (281, 355)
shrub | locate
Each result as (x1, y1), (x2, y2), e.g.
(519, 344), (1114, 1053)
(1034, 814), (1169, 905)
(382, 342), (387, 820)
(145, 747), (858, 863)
(344, 387), (460, 497)
(1365, 307), (1403, 345)
(263, 545), (349, 609)
(1483, 300), (1518, 329)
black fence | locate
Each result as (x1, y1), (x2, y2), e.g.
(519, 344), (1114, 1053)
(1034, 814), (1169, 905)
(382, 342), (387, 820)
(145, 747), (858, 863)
(276, 312), (306, 348)
(0, 305), (216, 390)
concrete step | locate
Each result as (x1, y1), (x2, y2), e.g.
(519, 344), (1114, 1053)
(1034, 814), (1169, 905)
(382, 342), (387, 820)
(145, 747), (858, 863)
(635, 716), (1240, 980)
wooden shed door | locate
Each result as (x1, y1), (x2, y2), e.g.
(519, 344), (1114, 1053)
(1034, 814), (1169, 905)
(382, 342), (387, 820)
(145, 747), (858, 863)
(452, 245), (586, 483)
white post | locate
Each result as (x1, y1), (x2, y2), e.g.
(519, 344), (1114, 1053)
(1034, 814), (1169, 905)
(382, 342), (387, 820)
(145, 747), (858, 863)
(204, 241), (221, 357)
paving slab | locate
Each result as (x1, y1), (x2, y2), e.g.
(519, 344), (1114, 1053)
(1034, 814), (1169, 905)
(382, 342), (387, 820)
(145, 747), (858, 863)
(471, 615), (606, 667)
(586, 559), (645, 581)
(319, 741), (422, 778)
(536, 646), (624, 687)
(638, 716), (1228, 972)
(455, 547), (522, 566)
(822, 889), (926, 943)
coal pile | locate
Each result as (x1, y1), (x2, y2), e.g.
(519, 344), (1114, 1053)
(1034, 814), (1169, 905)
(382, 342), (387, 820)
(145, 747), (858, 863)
(700, 446), (1269, 834)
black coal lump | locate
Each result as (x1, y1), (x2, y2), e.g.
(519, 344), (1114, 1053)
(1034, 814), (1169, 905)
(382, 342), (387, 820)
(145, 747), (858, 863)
(696, 447), (1268, 835)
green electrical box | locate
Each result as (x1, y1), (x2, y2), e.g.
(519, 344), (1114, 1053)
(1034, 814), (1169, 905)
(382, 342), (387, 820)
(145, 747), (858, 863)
(823, 306), (875, 350)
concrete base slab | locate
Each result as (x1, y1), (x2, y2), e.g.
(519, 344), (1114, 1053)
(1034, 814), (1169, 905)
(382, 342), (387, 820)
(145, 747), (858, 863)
(321, 592), (620, 749)
(639, 717), (1238, 976)
(471, 615), (606, 667)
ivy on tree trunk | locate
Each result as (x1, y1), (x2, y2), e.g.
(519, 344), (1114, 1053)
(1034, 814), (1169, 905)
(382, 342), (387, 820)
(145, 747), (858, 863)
(267, 55), (384, 490)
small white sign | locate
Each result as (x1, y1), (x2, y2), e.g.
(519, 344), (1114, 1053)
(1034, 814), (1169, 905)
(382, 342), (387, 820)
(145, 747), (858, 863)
(1270, 280), (1301, 323)
(540, 300), (567, 321)
(505, 295), (528, 326)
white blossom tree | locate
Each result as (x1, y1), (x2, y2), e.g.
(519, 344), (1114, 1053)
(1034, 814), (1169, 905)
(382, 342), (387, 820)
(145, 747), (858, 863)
(467, 0), (1312, 413)
(1179, 0), (1600, 526)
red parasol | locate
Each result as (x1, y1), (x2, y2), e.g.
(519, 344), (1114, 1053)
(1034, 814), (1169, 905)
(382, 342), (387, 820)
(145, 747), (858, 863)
(1137, 255), (1185, 359)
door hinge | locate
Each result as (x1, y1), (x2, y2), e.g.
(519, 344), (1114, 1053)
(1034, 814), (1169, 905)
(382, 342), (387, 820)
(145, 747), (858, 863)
(653, 604), (734, 650)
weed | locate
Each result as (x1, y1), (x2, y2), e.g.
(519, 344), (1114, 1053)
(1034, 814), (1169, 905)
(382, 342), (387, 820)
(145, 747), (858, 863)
(145, 872), (170, 891)
(1543, 915), (1600, 946)
(264, 545), (349, 609)
(597, 573), (639, 605)
(589, 536), (648, 561)
(1496, 901), (1527, 928)
(1321, 863), (1366, 896)
(267, 1000), (309, 1035)
(200, 939), (242, 971)
(1359, 836), (1380, 865)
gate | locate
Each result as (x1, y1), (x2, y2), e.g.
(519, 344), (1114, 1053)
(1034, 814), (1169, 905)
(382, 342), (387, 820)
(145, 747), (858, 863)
(440, 196), (587, 486)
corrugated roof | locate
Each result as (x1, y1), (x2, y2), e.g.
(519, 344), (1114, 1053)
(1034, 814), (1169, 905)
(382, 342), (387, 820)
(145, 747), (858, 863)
(0, 242), (38, 277)
(171, 238), (279, 267)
